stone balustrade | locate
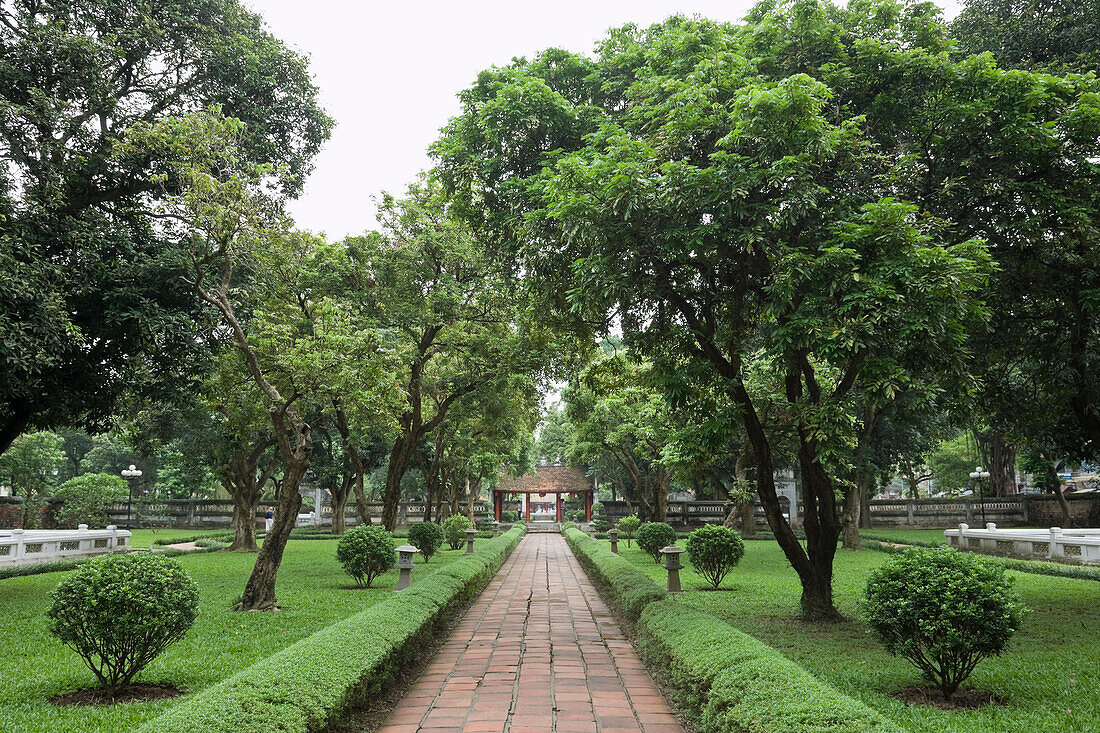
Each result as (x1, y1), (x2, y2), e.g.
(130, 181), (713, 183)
(944, 522), (1100, 565)
(0, 525), (132, 567)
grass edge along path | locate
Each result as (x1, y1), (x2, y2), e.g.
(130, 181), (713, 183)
(136, 523), (526, 733)
(560, 524), (898, 733)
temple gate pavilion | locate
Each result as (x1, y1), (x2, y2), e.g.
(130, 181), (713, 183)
(491, 464), (595, 522)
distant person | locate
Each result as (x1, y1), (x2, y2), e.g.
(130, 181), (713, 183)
(265, 507), (274, 533)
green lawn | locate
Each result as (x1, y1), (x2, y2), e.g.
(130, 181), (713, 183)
(0, 538), (471, 733)
(611, 538), (1100, 733)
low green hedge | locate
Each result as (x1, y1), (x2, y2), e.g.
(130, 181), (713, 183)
(138, 523), (526, 733)
(638, 600), (901, 733)
(562, 526), (666, 625)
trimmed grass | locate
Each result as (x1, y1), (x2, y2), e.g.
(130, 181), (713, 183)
(0, 538), (473, 733)
(607, 539), (1100, 733)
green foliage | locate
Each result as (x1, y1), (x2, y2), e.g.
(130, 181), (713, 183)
(46, 553), (199, 689)
(954, 0), (1100, 71)
(927, 434), (974, 494)
(441, 514), (472, 550)
(562, 527), (666, 625)
(335, 526), (396, 588)
(137, 526), (526, 733)
(864, 548), (1027, 699)
(501, 510), (519, 522)
(638, 600), (901, 733)
(0, 431), (64, 525)
(636, 522), (678, 563)
(591, 518), (610, 532)
(685, 525), (745, 589)
(0, 0), (332, 452)
(52, 473), (127, 529)
(407, 522), (444, 562)
(616, 515), (640, 546)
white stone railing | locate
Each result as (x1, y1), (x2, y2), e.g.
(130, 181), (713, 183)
(944, 523), (1100, 565)
(0, 525), (132, 567)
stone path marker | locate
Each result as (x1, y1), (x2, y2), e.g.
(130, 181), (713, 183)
(377, 533), (683, 732)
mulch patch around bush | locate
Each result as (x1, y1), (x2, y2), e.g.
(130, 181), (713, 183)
(891, 685), (1005, 710)
(50, 683), (182, 706)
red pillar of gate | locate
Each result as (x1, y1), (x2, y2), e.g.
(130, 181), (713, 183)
(555, 493), (563, 522)
(584, 491), (593, 521)
(494, 491), (502, 521)
(524, 493), (531, 522)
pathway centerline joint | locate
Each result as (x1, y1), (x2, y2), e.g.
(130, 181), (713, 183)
(377, 533), (683, 733)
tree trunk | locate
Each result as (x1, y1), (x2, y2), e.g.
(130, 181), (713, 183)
(235, 460), (306, 611)
(382, 434), (416, 531)
(228, 483), (260, 552)
(352, 473), (372, 526)
(331, 476), (350, 534)
(650, 467), (669, 523)
(841, 474), (865, 550)
(1054, 486), (1074, 528)
(221, 440), (274, 552)
(977, 430), (1017, 497)
(233, 405), (312, 610)
(732, 370), (841, 622)
(466, 476), (478, 524)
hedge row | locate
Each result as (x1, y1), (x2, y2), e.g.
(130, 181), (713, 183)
(563, 526), (900, 733)
(138, 523), (526, 733)
(637, 600), (901, 733)
(561, 525), (666, 625)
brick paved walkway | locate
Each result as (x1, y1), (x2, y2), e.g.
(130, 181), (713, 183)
(377, 533), (683, 733)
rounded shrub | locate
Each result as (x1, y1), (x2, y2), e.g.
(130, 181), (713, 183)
(336, 525), (396, 587)
(863, 547), (1026, 700)
(686, 524), (745, 588)
(442, 514), (472, 550)
(501, 510), (519, 522)
(407, 521), (444, 562)
(616, 514), (640, 546)
(636, 521), (678, 563)
(46, 553), (199, 690)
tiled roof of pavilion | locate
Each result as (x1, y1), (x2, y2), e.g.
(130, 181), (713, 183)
(493, 464), (592, 494)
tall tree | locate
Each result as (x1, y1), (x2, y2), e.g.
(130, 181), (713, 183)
(0, 0), (331, 455)
(434, 9), (991, 619)
(565, 352), (676, 522)
(125, 110), (399, 610)
(344, 185), (558, 531)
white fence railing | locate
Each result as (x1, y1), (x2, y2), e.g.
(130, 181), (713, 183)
(944, 523), (1100, 565)
(0, 525), (132, 567)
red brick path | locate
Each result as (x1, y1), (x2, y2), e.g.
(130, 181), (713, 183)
(377, 533), (683, 733)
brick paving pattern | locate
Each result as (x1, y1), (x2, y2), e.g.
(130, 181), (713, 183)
(377, 533), (683, 733)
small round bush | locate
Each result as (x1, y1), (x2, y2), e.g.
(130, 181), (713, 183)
(636, 521), (678, 563)
(336, 525), (396, 587)
(501, 510), (519, 522)
(864, 547), (1026, 700)
(407, 521), (444, 562)
(616, 515), (640, 546)
(47, 553), (199, 690)
(686, 524), (745, 588)
(442, 514), (472, 550)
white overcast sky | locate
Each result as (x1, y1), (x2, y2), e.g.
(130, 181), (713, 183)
(246, 0), (962, 240)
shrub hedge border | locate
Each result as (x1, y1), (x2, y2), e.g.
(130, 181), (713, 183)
(137, 523), (527, 733)
(561, 524), (666, 626)
(637, 600), (902, 733)
(563, 524), (901, 733)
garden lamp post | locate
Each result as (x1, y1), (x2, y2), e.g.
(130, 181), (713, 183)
(969, 466), (991, 525)
(395, 544), (420, 590)
(609, 527), (620, 554)
(121, 464), (142, 530)
(464, 527), (477, 555)
(660, 544), (686, 594)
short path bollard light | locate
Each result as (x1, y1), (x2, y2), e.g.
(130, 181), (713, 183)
(464, 528), (477, 555)
(661, 544), (686, 594)
(609, 527), (620, 554)
(493, 520), (501, 538)
(395, 544), (420, 591)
